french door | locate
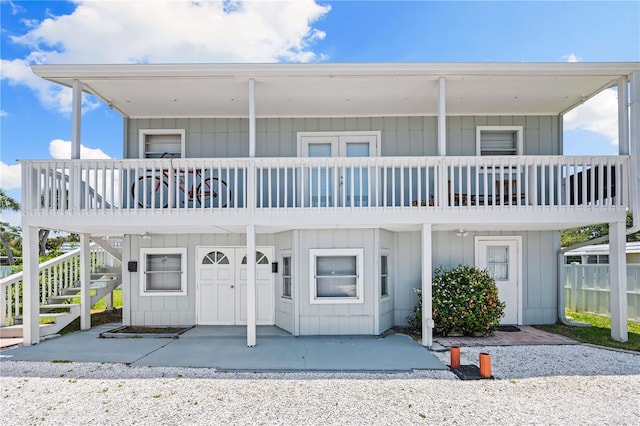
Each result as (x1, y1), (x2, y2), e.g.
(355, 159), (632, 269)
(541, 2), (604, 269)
(299, 132), (379, 207)
(196, 247), (274, 325)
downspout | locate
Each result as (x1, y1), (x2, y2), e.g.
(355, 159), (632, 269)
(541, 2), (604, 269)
(557, 71), (640, 326)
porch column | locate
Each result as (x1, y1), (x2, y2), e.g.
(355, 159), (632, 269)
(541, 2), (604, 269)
(618, 77), (629, 156)
(71, 79), (82, 159)
(437, 77), (448, 205)
(71, 80), (83, 211)
(630, 71), (640, 218)
(80, 234), (91, 330)
(246, 224), (257, 347)
(249, 78), (256, 158)
(22, 226), (40, 346)
(609, 221), (628, 342)
(421, 223), (434, 347)
(437, 77), (446, 156)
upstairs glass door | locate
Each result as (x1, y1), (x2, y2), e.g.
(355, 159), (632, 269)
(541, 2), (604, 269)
(300, 133), (378, 207)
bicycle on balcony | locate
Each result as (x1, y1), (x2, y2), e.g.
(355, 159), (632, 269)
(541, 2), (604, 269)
(130, 153), (231, 208)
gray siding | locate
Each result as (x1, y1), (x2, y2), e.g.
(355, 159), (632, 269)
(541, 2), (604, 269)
(125, 115), (559, 159)
(274, 231), (294, 333)
(394, 230), (560, 326)
(123, 232), (276, 327)
(379, 229), (395, 333)
(296, 229), (377, 335)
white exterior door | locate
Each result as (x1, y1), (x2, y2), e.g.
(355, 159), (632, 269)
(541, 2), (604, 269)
(476, 237), (521, 325)
(299, 132), (379, 207)
(196, 247), (275, 325)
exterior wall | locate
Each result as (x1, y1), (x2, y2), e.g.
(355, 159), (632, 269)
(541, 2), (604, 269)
(378, 229), (395, 333)
(393, 230), (560, 326)
(122, 232), (276, 327)
(274, 231), (294, 333)
(125, 115), (560, 159)
(296, 229), (377, 335)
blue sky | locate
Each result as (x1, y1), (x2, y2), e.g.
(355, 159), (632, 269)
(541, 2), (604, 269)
(1, 0), (639, 225)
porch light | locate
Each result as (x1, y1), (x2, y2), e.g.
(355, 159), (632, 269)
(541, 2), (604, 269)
(139, 232), (151, 240)
(456, 229), (468, 237)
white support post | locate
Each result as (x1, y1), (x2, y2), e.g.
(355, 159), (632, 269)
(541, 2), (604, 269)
(80, 234), (91, 330)
(246, 224), (257, 347)
(609, 221), (628, 342)
(630, 71), (640, 219)
(71, 79), (82, 160)
(71, 80), (83, 211)
(437, 77), (446, 156)
(421, 223), (434, 347)
(22, 226), (40, 346)
(437, 78), (448, 204)
(249, 78), (256, 158)
(618, 77), (629, 156)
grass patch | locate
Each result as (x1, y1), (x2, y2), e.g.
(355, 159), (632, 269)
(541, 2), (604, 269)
(536, 310), (640, 352)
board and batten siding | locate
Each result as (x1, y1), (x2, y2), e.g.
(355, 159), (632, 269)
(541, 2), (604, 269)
(379, 229), (395, 333)
(125, 115), (560, 159)
(122, 232), (276, 327)
(393, 230), (560, 326)
(274, 231), (294, 334)
(295, 229), (377, 335)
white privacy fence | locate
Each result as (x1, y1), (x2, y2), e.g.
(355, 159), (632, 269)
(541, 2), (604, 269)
(564, 264), (640, 320)
(21, 155), (629, 214)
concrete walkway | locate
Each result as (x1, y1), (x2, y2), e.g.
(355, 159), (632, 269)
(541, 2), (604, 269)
(0, 324), (446, 372)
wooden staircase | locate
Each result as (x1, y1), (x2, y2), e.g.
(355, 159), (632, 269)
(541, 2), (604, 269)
(0, 267), (122, 338)
(0, 237), (123, 339)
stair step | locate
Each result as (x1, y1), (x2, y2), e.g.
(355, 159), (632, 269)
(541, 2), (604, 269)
(40, 303), (80, 311)
(49, 295), (80, 301)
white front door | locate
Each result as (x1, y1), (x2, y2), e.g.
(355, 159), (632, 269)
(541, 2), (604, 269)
(196, 247), (275, 325)
(476, 237), (521, 325)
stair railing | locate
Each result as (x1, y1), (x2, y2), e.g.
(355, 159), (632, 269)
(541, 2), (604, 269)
(0, 243), (113, 327)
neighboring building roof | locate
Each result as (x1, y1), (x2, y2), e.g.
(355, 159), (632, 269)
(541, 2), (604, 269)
(564, 242), (640, 256)
(31, 62), (640, 119)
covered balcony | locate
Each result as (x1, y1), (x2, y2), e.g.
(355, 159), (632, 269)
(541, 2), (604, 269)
(21, 154), (629, 233)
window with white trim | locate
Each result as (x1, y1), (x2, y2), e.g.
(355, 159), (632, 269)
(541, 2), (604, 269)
(139, 129), (186, 159)
(282, 255), (292, 299)
(310, 248), (364, 304)
(380, 254), (389, 297)
(476, 126), (523, 156)
(140, 247), (187, 296)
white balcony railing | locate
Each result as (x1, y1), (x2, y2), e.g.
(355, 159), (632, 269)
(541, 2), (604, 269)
(21, 156), (629, 215)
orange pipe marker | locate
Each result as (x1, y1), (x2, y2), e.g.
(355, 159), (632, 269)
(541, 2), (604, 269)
(450, 346), (461, 368)
(479, 352), (492, 378)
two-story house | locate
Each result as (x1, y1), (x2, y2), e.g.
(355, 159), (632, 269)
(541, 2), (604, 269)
(19, 62), (639, 347)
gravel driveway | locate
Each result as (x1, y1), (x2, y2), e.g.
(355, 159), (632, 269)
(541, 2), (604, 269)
(1, 344), (639, 425)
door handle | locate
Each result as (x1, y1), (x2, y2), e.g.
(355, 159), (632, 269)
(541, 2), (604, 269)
(230, 284), (234, 288)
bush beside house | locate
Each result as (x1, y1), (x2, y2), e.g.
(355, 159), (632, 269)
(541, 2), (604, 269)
(409, 265), (505, 336)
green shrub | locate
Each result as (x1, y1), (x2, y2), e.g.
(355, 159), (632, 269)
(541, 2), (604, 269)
(408, 264), (505, 336)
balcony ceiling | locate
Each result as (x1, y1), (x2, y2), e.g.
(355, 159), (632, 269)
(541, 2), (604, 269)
(32, 62), (639, 118)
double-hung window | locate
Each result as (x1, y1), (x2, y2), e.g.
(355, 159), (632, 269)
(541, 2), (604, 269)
(140, 248), (187, 296)
(310, 248), (364, 304)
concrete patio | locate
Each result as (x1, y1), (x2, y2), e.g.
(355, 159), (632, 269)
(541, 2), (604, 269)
(0, 324), (446, 372)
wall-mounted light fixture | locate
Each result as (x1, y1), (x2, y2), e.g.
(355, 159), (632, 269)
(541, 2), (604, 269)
(139, 232), (151, 240)
(456, 229), (468, 237)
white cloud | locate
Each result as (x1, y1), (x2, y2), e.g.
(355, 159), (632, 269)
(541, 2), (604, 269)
(564, 88), (619, 145)
(562, 53), (582, 62)
(2, 1), (330, 113)
(0, 110), (8, 117)
(0, 162), (22, 190)
(49, 139), (112, 160)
